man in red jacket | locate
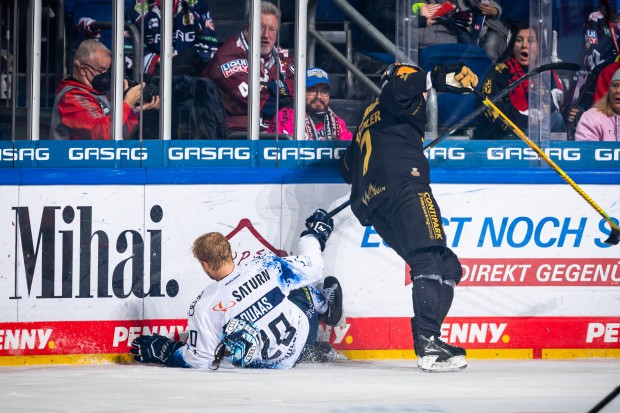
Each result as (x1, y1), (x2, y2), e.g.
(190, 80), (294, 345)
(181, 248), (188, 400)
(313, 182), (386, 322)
(205, 1), (294, 133)
(50, 39), (159, 140)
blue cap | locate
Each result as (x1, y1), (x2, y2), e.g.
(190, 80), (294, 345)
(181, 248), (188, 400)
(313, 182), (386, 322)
(306, 67), (331, 88)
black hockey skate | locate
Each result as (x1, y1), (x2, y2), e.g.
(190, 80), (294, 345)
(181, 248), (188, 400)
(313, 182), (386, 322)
(319, 276), (344, 327)
(414, 335), (467, 372)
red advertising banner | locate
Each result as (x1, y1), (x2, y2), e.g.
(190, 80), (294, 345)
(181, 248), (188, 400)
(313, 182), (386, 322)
(406, 259), (620, 286)
(325, 317), (620, 351)
(2, 317), (619, 361)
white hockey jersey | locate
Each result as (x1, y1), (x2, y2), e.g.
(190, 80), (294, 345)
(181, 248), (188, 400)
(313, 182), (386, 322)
(179, 235), (324, 369)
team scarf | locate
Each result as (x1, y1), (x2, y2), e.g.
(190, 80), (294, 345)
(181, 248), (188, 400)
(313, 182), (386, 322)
(304, 108), (341, 140)
(239, 32), (288, 80)
(506, 57), (529, 112)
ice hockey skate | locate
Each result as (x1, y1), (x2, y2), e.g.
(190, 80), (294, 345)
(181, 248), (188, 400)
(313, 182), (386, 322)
(415, 335), (467, 372)
(319, 276), (345, 327)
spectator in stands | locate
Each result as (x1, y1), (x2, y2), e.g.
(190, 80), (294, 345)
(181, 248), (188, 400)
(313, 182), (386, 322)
(267, 68), (352, 141)
(78, 0), (218, 76)
(356, 1), (506, 67)
(127, 0), (218, 76)
(411, 1), (504, 54)
(205, 1), (295, 132)
(575, 68), (620, 141)
(593, 57), (620, 104)
(474, 1), (509, 63)
(50, 39), (159, 140)
(564, 0), (620, 133)
(474, 22), (565, 140)
(414, 2), (461, 47)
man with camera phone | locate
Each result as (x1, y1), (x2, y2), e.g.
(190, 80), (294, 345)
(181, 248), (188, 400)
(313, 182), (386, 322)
(50, 39), (160, 140)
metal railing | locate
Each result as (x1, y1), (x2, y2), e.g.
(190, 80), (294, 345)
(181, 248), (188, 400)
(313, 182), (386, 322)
(1, 0), (436, 141)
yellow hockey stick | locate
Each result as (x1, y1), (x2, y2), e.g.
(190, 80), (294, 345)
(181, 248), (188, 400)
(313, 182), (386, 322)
(472, 88), (620, 245)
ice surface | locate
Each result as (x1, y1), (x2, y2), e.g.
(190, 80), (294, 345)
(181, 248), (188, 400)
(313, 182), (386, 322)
(1, 359), (619, 413)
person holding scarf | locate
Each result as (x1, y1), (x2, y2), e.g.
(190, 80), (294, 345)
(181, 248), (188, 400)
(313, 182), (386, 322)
(474, 21), (565, 140)
(267, 68), (353, 141)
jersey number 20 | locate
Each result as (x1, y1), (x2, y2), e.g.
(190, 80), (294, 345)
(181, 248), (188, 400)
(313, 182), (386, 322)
(260, 313), (296, 360)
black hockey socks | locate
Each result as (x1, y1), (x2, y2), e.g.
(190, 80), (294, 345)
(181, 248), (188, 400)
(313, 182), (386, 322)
(411, 275), (443, 340)
(437, 279), (456, 325)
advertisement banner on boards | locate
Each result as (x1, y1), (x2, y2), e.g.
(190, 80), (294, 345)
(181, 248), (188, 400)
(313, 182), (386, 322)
(0, 181), (619, 361)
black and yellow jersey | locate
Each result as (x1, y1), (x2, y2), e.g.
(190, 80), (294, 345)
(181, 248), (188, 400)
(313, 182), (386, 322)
(340, 69), (430, 225)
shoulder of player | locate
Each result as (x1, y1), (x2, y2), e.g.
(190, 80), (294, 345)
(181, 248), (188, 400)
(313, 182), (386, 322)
(191, 282), (219, 304)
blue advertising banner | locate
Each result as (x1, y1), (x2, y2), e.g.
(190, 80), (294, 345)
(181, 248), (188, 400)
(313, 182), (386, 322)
(1, 140), (619, 169)
(0, 140), (347, 168)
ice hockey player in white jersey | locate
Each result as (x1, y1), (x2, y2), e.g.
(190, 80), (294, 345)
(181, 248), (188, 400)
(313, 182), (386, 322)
(130, 209), (344, 369)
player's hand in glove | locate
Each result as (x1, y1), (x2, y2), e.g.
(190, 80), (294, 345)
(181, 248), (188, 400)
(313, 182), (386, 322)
(212, 318), (261, 369)
(301, 208), (334, 251)
(130, 333), (183, 366)
(431, 63), (478, 93)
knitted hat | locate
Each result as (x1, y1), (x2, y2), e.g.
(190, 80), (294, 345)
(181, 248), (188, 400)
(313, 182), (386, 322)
(612, 68), (620, 83)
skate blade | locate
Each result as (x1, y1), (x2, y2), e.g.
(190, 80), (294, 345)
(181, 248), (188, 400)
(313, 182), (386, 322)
(418, 355), (467, 373)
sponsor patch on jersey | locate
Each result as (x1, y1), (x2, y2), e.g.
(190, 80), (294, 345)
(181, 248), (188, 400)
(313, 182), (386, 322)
(212, 300), (237, 312)
(586, 29), (598, 45)
(148, 17), (159, 30)
(221, 59), (248, 78)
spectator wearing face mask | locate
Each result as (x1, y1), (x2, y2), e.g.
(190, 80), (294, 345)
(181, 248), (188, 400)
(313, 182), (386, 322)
(50, 39), (159, 140)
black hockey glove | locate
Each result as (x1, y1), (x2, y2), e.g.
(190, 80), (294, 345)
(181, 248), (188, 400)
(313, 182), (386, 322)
(212, 318), (261, 370)
(130, 333), (183, 366)
(301, 208), (334, 251)
(431, 63), (478, 94)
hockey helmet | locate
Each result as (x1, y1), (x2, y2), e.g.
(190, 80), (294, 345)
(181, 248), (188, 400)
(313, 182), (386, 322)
(212, 318), (261, 369)
(380, 62), (422, 89)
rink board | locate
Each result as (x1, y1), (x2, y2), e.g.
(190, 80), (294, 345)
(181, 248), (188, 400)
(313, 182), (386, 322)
(0, 167), (619, 364)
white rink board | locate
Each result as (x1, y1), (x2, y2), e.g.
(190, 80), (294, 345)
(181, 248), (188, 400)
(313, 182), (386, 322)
(0, 184), (19, 322)
(1, 182), (619, 324)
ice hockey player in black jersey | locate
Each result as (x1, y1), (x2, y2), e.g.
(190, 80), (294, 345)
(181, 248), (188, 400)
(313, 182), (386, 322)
(339, 62), (478, 372)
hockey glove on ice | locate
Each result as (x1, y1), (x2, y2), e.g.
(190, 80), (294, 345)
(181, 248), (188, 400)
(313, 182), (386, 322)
(130, 333), (183, 366)
(431, 63), (478, 94)
(212, 318), (262, 369)
(301, 208), (334, 251)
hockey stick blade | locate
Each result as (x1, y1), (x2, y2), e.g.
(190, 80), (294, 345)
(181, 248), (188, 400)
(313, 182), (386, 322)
(472, 87), (620, 246)
(425, 62), (580, 151)
(605, 227), (620, 245)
